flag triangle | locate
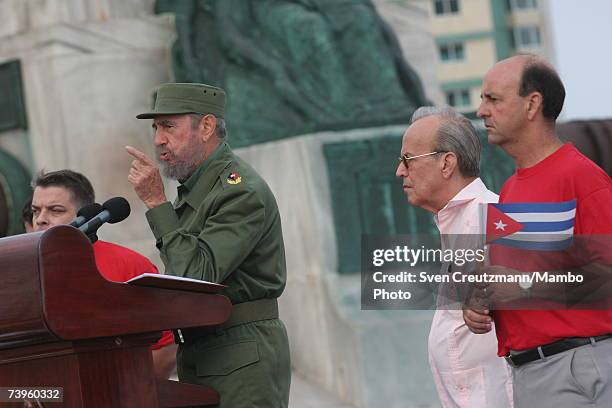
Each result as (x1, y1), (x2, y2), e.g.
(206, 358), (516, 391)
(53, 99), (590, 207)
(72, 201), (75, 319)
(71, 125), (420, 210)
(486, 204), (524, 242)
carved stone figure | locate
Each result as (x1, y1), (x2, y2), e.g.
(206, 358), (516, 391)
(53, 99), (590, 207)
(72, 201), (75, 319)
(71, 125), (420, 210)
(155, 0), (428, 146)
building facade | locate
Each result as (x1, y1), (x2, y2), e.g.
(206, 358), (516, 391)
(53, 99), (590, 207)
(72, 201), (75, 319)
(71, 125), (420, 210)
(428, 0), (553, 114)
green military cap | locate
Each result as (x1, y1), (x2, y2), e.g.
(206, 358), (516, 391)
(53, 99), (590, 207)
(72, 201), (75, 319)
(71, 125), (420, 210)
(136, 83), (226, 119)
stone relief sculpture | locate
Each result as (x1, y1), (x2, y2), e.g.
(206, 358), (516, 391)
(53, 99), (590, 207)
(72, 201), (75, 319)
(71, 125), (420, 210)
(155, 0), (428, 146)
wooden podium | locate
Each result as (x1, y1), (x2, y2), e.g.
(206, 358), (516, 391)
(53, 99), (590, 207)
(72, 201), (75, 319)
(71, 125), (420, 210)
(0, 225), (232, 407)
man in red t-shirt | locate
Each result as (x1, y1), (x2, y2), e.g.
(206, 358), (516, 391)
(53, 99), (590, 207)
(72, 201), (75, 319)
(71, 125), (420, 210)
(31, 169), (176, 379)
(463, 55), (612, 407)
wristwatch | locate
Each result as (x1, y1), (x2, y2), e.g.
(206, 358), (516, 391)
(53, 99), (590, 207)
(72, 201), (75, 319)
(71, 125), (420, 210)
(518, 273), (533, 298)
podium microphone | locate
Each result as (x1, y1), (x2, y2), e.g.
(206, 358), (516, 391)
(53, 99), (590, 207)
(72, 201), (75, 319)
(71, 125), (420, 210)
(78, 197), (131, 236)
(69, 203), (103, 228)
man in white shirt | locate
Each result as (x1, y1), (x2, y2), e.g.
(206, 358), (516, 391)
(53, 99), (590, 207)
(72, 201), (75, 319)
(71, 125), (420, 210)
(395, 106), (513, 407)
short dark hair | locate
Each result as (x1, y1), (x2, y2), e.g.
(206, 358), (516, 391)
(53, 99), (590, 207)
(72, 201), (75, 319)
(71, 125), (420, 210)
(32, 170), (95, 209)
(21, 196), (33, 227)
(518, 59), (565, 121)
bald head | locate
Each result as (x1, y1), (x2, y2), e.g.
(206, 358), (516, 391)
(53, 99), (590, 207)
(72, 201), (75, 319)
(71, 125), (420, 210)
(487, 56), (525, 84)
(491, 55), (565, 122)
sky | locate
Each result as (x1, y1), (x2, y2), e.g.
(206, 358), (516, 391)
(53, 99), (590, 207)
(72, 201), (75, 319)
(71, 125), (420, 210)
(546, 0), (612, 121)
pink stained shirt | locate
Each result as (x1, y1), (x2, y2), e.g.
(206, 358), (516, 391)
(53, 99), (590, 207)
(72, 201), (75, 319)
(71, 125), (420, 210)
(428, 178), (513, 408)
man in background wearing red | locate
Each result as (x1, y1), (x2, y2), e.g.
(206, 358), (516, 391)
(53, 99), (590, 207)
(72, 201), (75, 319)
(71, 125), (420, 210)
(464, 55), (612, 407)
(31, 169), (177, 379)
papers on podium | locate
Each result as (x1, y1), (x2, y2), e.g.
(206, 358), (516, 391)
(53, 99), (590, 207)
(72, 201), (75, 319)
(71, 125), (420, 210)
(126, 273), (226, 294)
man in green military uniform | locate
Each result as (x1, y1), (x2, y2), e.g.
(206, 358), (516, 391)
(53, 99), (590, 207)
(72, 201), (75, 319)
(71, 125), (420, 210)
(126, 83), (291, 407)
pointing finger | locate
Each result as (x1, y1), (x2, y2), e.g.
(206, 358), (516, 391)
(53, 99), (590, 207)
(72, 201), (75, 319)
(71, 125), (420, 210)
(126, 145), (153, 164)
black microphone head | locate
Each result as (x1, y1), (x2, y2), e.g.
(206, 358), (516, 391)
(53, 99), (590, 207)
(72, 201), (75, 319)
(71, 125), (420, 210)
(102, 197), (131, 224)
(77, 203), (103, 221)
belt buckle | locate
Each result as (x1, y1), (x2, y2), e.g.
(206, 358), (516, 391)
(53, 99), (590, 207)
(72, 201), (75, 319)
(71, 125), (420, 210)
(504, 355), (518, 368)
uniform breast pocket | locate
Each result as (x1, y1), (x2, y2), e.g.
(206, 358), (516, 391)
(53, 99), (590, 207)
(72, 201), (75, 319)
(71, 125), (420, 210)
(196, 340), (260, 377)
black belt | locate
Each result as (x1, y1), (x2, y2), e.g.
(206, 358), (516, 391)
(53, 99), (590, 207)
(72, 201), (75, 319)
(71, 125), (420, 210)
(505, 334), (612, 367)
(174, 298), (279, 344)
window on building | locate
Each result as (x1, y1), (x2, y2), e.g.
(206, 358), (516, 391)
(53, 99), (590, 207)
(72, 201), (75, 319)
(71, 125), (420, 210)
(507, 0), (538, 11)
(445, 89), (471, 108)
(434, 0), (460, 15)
(512, 26), (541, 49)
(439, 43), (465, 62)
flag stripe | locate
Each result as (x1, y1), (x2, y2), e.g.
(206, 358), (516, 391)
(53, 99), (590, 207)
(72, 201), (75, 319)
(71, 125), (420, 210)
(493, 200), (576, 213)
(505, 209), (576, 223)
(492, 237), (574, 251)
(511, 227), (574, 236)
(518, 219), (576, 232)
(505, 231), (574, 242)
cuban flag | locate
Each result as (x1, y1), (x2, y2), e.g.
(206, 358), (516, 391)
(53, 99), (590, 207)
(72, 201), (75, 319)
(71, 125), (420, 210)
(485, 200), (576, 251)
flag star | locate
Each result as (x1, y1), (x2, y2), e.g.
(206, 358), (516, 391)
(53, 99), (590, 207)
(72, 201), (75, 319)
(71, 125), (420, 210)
(494, 220), (507, 230)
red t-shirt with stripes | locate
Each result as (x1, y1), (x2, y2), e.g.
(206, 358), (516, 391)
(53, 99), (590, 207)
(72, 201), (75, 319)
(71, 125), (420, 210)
(492, 144), (612, 356)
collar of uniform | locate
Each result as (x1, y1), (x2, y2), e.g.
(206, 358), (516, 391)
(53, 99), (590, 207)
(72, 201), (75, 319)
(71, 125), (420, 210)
(175, 142), (232, 209)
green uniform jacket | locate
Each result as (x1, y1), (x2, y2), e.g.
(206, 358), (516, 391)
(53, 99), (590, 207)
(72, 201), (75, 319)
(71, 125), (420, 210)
(146, 142), (290, 407)
(146, 141), (286, 303)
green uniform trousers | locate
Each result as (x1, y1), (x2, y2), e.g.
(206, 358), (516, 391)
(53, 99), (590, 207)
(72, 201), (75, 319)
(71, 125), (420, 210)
(177, 318), (291, 407)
